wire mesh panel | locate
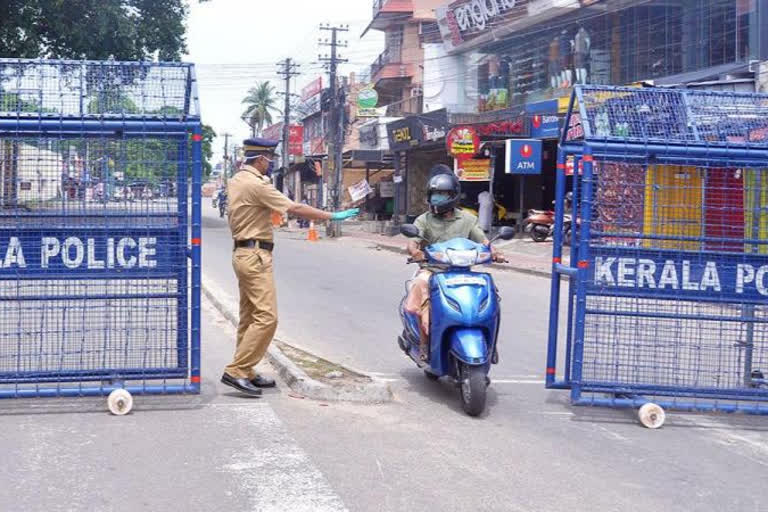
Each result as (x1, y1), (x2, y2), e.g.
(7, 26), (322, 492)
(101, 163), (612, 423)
(547, 86), (768, 416)
(0, 60), (201, 398)
(575, 86), (768, 147)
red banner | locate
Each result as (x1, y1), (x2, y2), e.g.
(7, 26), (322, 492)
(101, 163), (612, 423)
(288, 125), (304, 156)
(472, 118), (526, 137)
(301, 77), (323, 101)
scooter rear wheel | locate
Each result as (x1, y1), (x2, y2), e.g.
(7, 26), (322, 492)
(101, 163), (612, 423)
(459, 364), (487, 417)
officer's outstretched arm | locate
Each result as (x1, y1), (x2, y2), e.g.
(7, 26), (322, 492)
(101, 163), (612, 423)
(288, 203), (333, 222)
(288, 203), (359, 222)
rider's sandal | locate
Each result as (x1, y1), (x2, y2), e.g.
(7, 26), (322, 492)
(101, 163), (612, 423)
(418, 341), (429, 366)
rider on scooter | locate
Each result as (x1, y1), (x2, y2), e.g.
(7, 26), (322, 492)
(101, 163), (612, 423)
(405, 165), (503, 362)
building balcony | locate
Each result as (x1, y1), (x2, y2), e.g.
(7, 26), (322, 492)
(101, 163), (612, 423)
(382, 95), (423, 117)
(371, 47), (414, 84)
(364, 0), (413, 35)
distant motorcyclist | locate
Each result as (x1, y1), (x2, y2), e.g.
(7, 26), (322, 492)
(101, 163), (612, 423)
(404, 165), (502, 361)
(216, 186), (228, 217)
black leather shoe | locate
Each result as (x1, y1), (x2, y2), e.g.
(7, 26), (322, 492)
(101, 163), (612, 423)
(221, 373), (263, 396)
(250, 374), (276, 388)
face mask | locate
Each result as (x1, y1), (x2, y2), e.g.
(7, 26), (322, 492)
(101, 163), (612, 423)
(430, 192), (450, 205)
(266, 160), (275, 177)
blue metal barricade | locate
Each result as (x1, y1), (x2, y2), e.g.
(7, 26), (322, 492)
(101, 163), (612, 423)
(547, 85), (768, 421)
(0, 59), (201, 399)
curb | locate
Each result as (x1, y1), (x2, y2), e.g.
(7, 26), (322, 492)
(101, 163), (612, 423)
(201, 275), (393, 404)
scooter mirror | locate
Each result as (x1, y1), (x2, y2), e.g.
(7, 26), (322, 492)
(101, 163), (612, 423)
(400, 224), (421, 238)
(492, 226), (516, 242)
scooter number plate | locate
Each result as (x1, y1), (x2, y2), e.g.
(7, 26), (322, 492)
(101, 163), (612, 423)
(444, 276), (485, 287)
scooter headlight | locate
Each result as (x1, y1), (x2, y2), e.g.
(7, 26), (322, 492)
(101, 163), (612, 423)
(446, 249), (478, 267)
(476, 251), (492, 264)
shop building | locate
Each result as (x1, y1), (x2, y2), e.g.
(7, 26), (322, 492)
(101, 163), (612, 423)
(392, 0), (768, 231)
(365, 0), (447, 117)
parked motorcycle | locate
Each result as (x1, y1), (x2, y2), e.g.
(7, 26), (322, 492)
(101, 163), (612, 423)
(523, 208), (555, 242)
(398, 224), (516, 416)
(523, 193), (575, 243)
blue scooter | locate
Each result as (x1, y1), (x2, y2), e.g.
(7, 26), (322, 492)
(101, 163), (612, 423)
(398, 225), (515, 416)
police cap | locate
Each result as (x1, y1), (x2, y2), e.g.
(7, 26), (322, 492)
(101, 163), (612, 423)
(243, 137), (278, 158)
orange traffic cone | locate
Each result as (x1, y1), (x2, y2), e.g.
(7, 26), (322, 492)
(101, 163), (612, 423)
(307, 221), (319, 242)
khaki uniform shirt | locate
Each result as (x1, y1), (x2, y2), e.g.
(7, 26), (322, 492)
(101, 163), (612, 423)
(227, 165), (294, 242)
(413, 209), (486, 245)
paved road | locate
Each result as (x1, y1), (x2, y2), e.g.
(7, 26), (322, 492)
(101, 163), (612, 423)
(200, 201), (768, 512)
(0, 300), (347, 512)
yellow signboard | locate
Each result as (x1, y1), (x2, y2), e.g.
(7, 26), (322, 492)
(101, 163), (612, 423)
(455, 158), (491, 182)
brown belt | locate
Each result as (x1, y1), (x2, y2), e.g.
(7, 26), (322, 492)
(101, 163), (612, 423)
(233, 239), (274, 252)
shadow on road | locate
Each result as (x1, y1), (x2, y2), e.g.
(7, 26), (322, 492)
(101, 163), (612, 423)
(397, 367), (500, 418)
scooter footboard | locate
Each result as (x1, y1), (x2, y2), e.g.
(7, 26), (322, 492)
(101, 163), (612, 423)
(449, 328), (489, 365)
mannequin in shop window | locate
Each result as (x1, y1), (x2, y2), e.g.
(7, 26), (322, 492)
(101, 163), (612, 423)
(559, 29), (573, 88)
(574, 24), (591, 85)
(549, 35), (560, 89)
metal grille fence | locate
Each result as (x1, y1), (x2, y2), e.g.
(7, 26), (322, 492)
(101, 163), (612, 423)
(547, 86), (768, 417)
(0, 59), (201, 398)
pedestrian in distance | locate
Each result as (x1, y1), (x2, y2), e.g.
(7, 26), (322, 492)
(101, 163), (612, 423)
(221, 137), (359, 396)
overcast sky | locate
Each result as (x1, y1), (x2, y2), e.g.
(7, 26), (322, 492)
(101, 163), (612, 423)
(185, 0), (384, 161)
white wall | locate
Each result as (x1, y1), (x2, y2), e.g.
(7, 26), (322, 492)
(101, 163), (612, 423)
(9, 143), (62, 202)
(422, 43), (481, 114)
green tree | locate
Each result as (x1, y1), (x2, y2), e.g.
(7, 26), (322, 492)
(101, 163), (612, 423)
(0, 0), (188, 60)
(201, 124), (216, 179)
(241, 82), (281, 137)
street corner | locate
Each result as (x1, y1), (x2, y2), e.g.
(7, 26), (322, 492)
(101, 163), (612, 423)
(268, 340), (393, 405)
(201, 273), (393, 405)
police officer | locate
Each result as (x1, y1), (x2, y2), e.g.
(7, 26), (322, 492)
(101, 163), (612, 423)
(221, 138), (359, 396)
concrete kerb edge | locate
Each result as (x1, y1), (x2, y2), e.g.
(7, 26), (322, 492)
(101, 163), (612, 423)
(200, 275), (393, 404)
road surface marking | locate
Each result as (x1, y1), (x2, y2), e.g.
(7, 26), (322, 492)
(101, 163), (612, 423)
(218, 403), (348, 512)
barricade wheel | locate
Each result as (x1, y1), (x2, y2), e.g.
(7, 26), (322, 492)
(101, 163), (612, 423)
(638, 403), (665, 429)
(108, 389), (134, 416)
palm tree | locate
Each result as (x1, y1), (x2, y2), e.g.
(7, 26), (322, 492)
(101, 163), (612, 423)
(241, 82), (281, 137)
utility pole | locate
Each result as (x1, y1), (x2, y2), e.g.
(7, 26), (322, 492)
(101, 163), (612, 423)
(277, 58), (301, 193)
(231, 145), (239, 175)
(319, 24), (348, 237)
(222, 133), (231, 185)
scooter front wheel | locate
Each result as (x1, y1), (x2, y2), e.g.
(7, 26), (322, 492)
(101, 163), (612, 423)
(459, 364), (487, 417)
(530, 225), (549, 242)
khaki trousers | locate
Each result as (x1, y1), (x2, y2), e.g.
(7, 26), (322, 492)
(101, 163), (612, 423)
(225, 248), (278, 379)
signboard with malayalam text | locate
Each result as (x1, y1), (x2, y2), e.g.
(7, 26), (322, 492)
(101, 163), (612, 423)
(454, 158), (491, 182)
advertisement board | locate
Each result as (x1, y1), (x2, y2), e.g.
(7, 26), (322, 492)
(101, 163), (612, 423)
(301, 77), (323, 101)
(454, 158), (491, 181)
(505, 139), (543, 175)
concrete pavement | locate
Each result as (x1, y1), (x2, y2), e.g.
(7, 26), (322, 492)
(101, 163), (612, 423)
(0, 296), (348, 512)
